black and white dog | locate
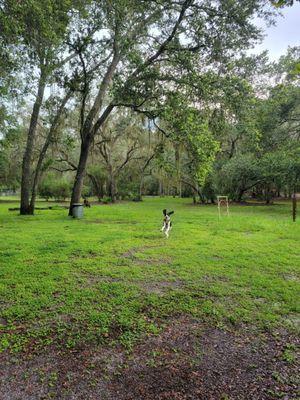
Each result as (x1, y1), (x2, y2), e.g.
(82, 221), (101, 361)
(161, 209), (174, 238)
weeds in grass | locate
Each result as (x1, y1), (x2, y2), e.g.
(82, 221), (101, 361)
(0, 197), (299, 353)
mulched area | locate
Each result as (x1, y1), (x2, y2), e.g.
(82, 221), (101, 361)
(0, 318), (299, 400)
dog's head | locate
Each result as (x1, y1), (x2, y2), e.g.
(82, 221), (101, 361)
(163, 209), (174, 217)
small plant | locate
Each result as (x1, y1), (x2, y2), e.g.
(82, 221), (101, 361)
(102, 196), (112, 204)
(282, 344), (296, 363)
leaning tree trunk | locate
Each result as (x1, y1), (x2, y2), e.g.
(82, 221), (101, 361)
(68, 105), (114, 215)
(29, 136), (50, 215)
(20, 72), (46, 215)
(68, 134), (93, 215)
(68, 47), (119, 215)
(29, 92), (71, 214)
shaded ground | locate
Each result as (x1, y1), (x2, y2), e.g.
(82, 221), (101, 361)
(1, 318), (299, 400)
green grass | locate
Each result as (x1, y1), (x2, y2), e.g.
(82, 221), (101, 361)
(0, 197), (299, 352)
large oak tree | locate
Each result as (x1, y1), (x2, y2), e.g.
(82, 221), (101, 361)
(67, 0), (272, 214)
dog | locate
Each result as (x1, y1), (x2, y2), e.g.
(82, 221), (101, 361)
(83, 198), (91, 208)
(161, 209), (174, 238)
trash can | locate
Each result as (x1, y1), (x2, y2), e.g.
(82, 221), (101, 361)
(71, 203), (84, 218)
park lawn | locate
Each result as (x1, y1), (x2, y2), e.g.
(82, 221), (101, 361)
(0, 197), (299, 354)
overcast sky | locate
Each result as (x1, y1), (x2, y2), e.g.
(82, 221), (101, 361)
(252, 3), (300, 60)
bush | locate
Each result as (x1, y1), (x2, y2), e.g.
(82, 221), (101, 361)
(132, 195), (142, 202)
(52, 180), (70, 201)
(39, 180), (53, 201)
(39, 176), (71, 201)
(102, 196), (112, 204)
(82, 184), (92, 199)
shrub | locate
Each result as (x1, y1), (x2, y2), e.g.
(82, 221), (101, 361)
(39, 176), (71, 201)
(102, 196), (112, 204)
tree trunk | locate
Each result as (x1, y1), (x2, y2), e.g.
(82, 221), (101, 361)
(68, 135), (92, 215)
(139, 175), (144, 199)
(88, 173), (104, 201)
(68, 45), (119, 214)
(68, 104), (114, 215)
(265, 185), (273, 205)
(198, 192), (206, 204)
(292, 191), (297, 222)
(159, 180), (162, 196)
(109, 174), (116, 203)
(192, 191), (197, 204)
(20, 72), (47, 215)
(237, 189), (245, 202)
(174, 143), (181, 197)
(29, 92), (71, 214)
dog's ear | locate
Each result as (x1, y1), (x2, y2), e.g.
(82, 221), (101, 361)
(168, 211), (174, 216)
(163, 209), (167, 216)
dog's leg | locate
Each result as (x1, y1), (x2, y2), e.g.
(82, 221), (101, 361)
(164, 223), (170, 238)
(161, 223), (165, 232)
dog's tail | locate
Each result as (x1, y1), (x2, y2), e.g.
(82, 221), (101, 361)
(168, 211), (174, 216)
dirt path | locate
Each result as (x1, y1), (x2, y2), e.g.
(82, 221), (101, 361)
(0, 319), (299, 400)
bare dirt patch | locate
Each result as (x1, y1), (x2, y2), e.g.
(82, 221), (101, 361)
(134, 256), (172, 266)
(0, 318), (299, 400)
(120, 245), (172, 267)
(282, 273), (299, 282)
(201, 274), (230, 283)
(70, 250), (99, 259)
(121, 244), (161, 259)
(137, 280), (185, 295)
(74, 271), (183, 294)
(75, 273), (123, 287)
(284, 314), (300, 330)
(210, 255), (224, 261)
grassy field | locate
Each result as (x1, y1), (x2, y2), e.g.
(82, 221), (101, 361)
(0, 197), (299, 398)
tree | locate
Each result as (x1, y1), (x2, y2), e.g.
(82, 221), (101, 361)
(0, 124), (25, 191)
(29, 91), (73, 211)
(218, 154), (261, 201)
(93, 112), (145, 202)
(67, 0), (271, 214)
(271, 0), (300, 7)
(86, 165), (106, 202)
(159, 97), (219, 202)
(0, 0), (79, 214)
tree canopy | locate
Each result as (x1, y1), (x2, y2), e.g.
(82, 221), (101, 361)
(0, 1), (299, 210)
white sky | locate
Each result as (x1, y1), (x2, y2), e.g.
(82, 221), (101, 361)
(252, 2), (300, 60)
